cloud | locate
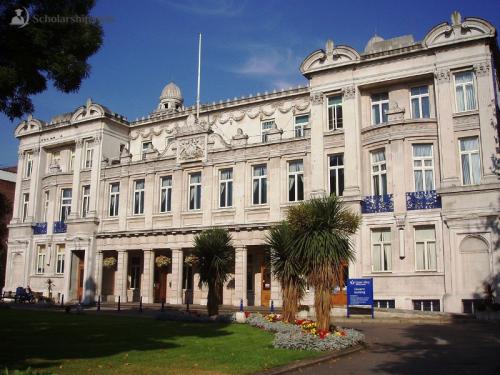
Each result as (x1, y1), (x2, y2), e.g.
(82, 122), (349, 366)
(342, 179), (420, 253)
(163, 0), (246, 17)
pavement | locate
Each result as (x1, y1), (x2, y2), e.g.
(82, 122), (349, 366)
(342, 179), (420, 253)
(287, 321), (500, 375)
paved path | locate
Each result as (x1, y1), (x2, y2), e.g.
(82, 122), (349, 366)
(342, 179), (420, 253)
(288, 321), (500, 375)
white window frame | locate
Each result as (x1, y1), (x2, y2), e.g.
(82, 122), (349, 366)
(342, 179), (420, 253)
(371, 149), (387, 196)
(69, 148), (75, 172)
(142, 141), (152, 160)
(42, 191), (49, 222)
(327, 95), (343, 130)
(414, 226), (437, 271)
(188, 172), (202, 211)
(36, 245), (46, 274)
(83, 140), (93, 169)
(371, 228), (392, 272)
(454, 71), (477, 113)
(219, 168), (233, 208)
(294, 114), (309, 138)
(22, 193), (29, 223)
(51, 151), (61, 168)
(24, 151), (33, 178)
(412, 144), (435, 192)
(371, 93), (389, 125)
(459, 136), (481, 185)
(328, 154), (344, 196)
(133, 179), (145, 215)
(410, 86), (430, 119)
(55, 245), (65, 274)
(109, 182), (120, 217)
(288, 160), (304, 202)
(159, 176), (172, 213)
(252, 164), (267, 205)
(261, 119), (275, 143)
(60, 188), (72, 222)
(81, 185), (90, 218)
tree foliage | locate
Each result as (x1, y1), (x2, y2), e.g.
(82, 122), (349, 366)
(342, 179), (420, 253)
(0, 0), (103, 119)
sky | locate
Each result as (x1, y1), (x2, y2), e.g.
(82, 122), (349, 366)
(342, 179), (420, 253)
(1, 0), (500, 167)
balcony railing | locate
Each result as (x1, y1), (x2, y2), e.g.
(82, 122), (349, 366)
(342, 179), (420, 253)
(406, 190), (442, 210)
(32, 222), (47, 235)
(53, 221), (67, 233)
(361, 194), (394, 213)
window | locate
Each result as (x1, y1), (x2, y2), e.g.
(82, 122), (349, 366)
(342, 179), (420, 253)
(372, 228), (391, 272)
(51, 151), (61, 166)
(415, 226), (437, 271)
(412, 144), (434, 191)
(371, 150), (387, 195)
(36, 245), (46, 274)
(219, 168), (233, 208)
(69, 148), (75, 172)
(56, 245), (65, 274)
(42, 191), (49, 221)
(81, 185), (90, 218)
(371, 93), (389, 125)
(83, 140), (93, 169)
(294, 114), (309, 137)
(142, 141), (152, 160)
(374, 300), (395, 309)
(133, 179), (145, 215)
(109, 183), (120, 217)
(413, 299), (440, 312)
(22, 193), (29, 222)
(60, 189), (72, 222)
(329, 154), (344, 196)
(410, 86), (430, 119)
(288, 160), (304, 202)
(454, 71), (476, 112)
(130, 256), (141, 289)
(160, 176), (172, 213)
(261, 120), (274, 142)
(252, 165), (267, 205)
(24, 152), (33, 178)
(327, 95), (343, 130)
(459, 137), (481, 185)
(189, 172), (202, 210)
(462, 299), (483, 314)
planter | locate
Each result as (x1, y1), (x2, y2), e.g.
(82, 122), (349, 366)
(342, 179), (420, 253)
(235, 311), (246, 323)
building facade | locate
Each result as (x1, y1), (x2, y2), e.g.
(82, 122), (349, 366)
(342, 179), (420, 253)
(4, 12), (499, 313)
(0, 167), (17, 289)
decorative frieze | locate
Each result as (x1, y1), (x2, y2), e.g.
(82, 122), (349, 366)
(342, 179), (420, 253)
(434, 69), (450, 82)
(177, 136), (205, 162)
(474, 61), (491, 76)
(310, 91), (324, 105)
(343, 86), (356, 100)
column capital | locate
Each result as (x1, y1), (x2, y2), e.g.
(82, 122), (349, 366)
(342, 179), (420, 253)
(474, 61), (491, 77)
(434, 68), (450, 83)
(310, 91), (324, 105)
(170, 247), (183, 252)
(117, 249), (127, 253)
(234, 245), (247, 252)
(342, 85), (356, 100)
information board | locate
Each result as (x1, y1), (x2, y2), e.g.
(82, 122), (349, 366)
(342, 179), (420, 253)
(346, 278), (374, 319)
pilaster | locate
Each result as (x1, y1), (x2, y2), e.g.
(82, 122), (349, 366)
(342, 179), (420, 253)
(309, 91), (326, 196)
(88, 136), (101, 217)
(142, 249), (155, 303)
(342, 85), (361, 197)
(69, 139), (83, 219)
(170, 248), (183, 304)
(115, 250), (128, 302)
(234, 246), (248, 306)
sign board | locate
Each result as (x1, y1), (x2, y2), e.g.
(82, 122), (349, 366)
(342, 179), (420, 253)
(346, 278), (374, 319)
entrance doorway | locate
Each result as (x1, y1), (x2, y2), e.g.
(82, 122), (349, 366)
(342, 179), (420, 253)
(330, 264), (348, 306)
(154, 268), (168, 303)
(72, 250), (85, 302)
(260, 254), (271, 307)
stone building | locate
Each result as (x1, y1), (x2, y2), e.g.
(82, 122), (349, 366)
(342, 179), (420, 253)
(0, 166), (17, 289)
(3, 12), (499, 313)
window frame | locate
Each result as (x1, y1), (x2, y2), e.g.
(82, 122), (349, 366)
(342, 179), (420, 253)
(133, 179), (145, 215)
(453, 70), (477, 113)
(142, 141), (153, 161)
(21, 193), (29, 223)
(109, 182), (120, 217)
(218, 168), (233, 208)
(412, 144), (435, 192)
(294, 114), (309, 138)
(370, 149), (387, 196)
(409, 86), (430, 119)
(188, 172), (202, 211)
(81, 185), (90, 218)
(83, 140), (93, 169)
(261, 119), (275, 143)
(159, 176), (173, 213)
(36, 245), (46, 274)
(55, 244), (65, 274)
(414, 226), (437, 272)
(60, 188), (72, 222)
(458, 136), (481, 186)
(327, 95), (343, 130)
(371, 93), (389, 125)
(328, 153), (344, 196)
(42, 191), (49, 222)
(288, 159), (304, 202)
(252, 164), (268, 206)
(371, 228), (392, 272)
(24, 151), (33, 178)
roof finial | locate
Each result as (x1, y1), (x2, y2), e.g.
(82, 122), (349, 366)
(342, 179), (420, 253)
(451, 10), (462, 26)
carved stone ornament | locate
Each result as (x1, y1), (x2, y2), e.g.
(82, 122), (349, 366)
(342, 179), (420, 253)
(474, 61), (491, 76)
(310, 91), (324, 105)
(343, 86), (356, 100)
(435, 69), (450, 82)
(387, 101), (405, 122)
(178, 136), (205, 162)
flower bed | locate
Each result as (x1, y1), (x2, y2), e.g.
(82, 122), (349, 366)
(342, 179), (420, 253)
(246, 313), (364, 351)
(155, 309), (234, 323)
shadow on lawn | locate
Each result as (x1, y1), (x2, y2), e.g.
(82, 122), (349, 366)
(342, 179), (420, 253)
(0, 308), (233, 371)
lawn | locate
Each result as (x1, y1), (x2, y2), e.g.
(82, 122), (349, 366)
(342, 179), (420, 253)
(0, 307), (320, 374)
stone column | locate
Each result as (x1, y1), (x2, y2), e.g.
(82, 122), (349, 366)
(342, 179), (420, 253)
(144, 172), (155, 229)
(309, 91), (326, 196)
(142, 249), (155, 303)
(234, 246), (247, 306)
(118, 175), (130, 231)
(115, 250), (128, 302)
(69, 139), (83, 219)
(270, 272), (282, 308)
(11, 151), (25, 222)
(391, 139), (406, 212)
(434, 68), (460, 187)
(202, 165), (213, 226)
(95, 250), (103, 298)
(27, 146), (41, 222)
(474, 61), (498, 183)
(171, 168), (182, 227)
(88, 136), (101, 217)
(234, 161), (245, 223)
(342, 86), (361, 197)
(268, 156), (281, 221)
(170, 248), (183, 304)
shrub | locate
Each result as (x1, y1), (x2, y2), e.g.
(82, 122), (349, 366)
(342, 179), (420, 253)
(155, 309), (234, 323)
(273, 328), (364, 351)
(246, 313), (301, 334)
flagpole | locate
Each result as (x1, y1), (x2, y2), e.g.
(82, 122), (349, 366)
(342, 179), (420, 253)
(196, 33), (202, 122)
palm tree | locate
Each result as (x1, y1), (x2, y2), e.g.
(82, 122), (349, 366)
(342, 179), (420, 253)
(192, 228), (234, 316)
(266, 222), (306, 323)
(287, 195), (361, 330)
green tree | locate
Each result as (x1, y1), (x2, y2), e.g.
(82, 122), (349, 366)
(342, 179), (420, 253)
(266, 222), (305, 323)
(287, 195), (361, 330)
(192, 228), (234, 316)
(0, 0), (103, 119)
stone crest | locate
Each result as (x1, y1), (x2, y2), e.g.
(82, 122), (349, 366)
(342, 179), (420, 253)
(178, 136), (205, 162)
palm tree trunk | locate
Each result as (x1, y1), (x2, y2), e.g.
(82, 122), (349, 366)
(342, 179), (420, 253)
(314, 283), (331, 331)
(282, 283), (299, 323)
(207, 281), (219, 316)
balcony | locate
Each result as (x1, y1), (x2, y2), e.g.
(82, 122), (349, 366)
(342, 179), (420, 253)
(53, 221), (67, 233)
(32, 222), (47, 235)
(406, 190), (442, 210)
(361, 194), (394, 214)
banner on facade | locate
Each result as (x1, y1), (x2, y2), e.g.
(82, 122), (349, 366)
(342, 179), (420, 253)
(347, 278), (374, 319)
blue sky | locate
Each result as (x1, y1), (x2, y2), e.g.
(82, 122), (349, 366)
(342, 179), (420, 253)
(1, 0), (499, 167)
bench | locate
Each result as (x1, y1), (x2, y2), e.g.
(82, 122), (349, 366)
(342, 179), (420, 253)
(1, 291), (17, 302)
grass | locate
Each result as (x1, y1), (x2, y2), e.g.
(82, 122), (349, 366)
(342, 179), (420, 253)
(0, 307), (321, 374)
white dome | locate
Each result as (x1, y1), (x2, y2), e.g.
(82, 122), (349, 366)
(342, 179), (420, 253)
(160, 82), (183, 101)
(364, 34), (384, 53)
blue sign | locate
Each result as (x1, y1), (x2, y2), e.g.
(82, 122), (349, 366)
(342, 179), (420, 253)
(347, 278), (374, 319)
